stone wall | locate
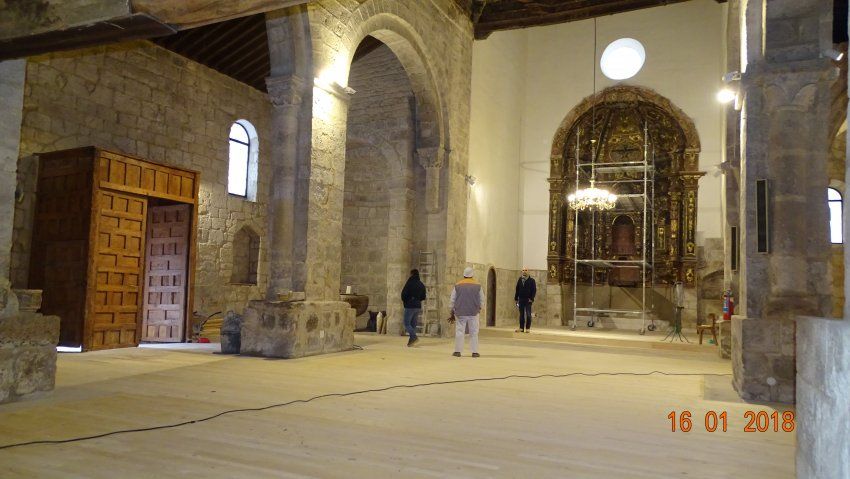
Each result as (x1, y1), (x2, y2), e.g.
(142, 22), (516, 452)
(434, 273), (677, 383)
(343, 44), (418, 321)
(13, 41), (273, 316)
(796, 316), (850, 478)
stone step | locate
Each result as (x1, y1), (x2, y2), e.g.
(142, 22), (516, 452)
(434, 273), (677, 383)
(574, 315), (668, 331)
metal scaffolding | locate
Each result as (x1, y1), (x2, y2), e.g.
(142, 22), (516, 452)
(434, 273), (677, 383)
(570, 122), (657, 334)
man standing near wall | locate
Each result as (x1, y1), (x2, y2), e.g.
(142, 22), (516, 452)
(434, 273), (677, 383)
(401, 269), (426, 347)
(514, 268), (537, 333)
(450, 267), (484, 357)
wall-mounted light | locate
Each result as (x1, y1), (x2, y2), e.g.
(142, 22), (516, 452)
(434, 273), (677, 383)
(716, 88), (737, 104)
(722, 71), (741, 83)
(314, 72), (356, 98)
(465, 175), (477, 187)
(824, 48), (845, 62)
(718, 71), (742, 110)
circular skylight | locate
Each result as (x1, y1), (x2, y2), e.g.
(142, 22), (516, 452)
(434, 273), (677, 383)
(600, 38), (645, 80)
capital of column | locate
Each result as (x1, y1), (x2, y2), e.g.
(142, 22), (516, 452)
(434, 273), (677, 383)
(266, 75), (305, 108)
(416, 146), (444, 169)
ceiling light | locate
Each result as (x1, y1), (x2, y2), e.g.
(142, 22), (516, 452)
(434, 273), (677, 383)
(600, 38), (645, 81)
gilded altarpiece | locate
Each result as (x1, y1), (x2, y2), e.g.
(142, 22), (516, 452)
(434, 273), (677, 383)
(547, 87), (704, 288)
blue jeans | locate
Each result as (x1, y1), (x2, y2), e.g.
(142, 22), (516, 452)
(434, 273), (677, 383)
(518, 301), (533, 330)
(403, 308), (420, 339)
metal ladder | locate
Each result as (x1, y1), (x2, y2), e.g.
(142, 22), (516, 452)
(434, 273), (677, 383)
(418, 251), (439, 336)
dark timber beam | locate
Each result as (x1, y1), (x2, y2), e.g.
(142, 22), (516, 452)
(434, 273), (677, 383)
(473, 0), (719, 39)
(0, 0), (307, 60)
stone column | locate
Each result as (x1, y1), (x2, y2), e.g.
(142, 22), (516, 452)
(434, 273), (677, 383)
(732, 0), (835, 403)
(0, 60), (25, 307)
(292, 81), (353, 300)
(0, 59), (60, 403)
(265, 74), (305, 299)
(416, 146), (444, 214)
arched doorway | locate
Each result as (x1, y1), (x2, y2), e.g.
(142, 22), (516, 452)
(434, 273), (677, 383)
(487, 267), (496, 327)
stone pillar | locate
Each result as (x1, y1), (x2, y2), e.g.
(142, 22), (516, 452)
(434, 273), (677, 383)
(0, 59), (60, 403)
(416, 146), (444, 214)
(732, 0), (835, 403)
(265, 74), (305, 299)
(0, 60), (25, 305)
(297, 82), (353, 300)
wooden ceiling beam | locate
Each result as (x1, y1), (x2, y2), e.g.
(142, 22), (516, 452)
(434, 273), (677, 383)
(474, 0), (695, 39)
(130, 0), (308, 30)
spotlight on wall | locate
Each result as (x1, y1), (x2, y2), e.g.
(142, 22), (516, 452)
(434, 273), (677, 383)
(716, 88), (737, 104)
(823, 48), (845, 62)
(465, 175), (477, 187)
(722, 71), (741, 83)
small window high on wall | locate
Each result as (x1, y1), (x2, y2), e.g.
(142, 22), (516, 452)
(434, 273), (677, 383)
(829, 187), (843, 244)
(228, 120), (259, 200)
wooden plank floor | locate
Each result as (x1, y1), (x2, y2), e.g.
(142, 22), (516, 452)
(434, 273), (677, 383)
(0, 335), (795, 478)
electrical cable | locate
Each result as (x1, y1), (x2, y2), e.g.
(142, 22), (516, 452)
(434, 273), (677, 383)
(0, 370), (730, 452)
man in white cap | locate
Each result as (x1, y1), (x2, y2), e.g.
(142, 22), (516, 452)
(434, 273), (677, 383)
(449, 266), (485, 357)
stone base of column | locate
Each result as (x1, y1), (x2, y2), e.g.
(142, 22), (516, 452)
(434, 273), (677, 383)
(240, 300), (355, 359)
(796, 316), (850, 479)
(0, 310), (60, 404)
(718, 319), (732, 359)
(731, 316), (796, 403)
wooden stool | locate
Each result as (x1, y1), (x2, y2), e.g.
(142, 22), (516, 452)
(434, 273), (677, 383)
(697, 313), (719, 345)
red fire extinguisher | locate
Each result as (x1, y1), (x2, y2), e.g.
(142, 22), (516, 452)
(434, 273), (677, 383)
(722, 290), (735, 321)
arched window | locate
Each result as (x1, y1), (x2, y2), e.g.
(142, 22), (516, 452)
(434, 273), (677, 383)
(828, 187), (843, 244)
(227, 120), (259, 200)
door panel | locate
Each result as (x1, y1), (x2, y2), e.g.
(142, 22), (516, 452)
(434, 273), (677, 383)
(142, 204), (190, 342)
(89, 190), (147, 350)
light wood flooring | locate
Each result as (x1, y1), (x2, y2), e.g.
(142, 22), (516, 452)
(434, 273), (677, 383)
(0, 334), (795, 478)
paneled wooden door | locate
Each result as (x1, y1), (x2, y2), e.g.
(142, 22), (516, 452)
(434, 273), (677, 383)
(89, 190), (147, 350)
(142, 204), (190, 342)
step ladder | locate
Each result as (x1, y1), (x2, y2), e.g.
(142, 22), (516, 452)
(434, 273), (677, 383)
(418, 251), (439, 336)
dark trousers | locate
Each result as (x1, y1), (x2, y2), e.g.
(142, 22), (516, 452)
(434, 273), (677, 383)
(518, 301), (533, 330)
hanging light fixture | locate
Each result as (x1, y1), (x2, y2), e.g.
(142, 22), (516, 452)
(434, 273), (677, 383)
(567, 18), (617, 212)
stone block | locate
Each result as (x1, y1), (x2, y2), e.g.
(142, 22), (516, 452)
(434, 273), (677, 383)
(0, 312), (59, 404)
(240, 300), (355, 359)
(0, 312), (60, 345)
(796, 316), (850, 479)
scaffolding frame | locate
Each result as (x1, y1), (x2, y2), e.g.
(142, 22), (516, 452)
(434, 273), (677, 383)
(570, 123), (657, 334)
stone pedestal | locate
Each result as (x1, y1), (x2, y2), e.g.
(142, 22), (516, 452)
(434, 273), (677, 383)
(240, 300), (355, 359)
(0, 311), (60, 403)
(718, 319), (731, 359)
(731, 316), (796, 403)
(796, 316), (850, 479)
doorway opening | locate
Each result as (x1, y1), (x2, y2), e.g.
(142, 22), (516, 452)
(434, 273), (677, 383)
(487, 267), (496, 327)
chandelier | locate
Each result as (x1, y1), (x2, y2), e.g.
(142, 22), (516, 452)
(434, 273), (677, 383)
(566, 17), (618, 213)
(568, 179), (617, 211)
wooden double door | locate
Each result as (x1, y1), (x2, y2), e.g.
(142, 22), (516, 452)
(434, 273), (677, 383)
(32, 148), (198, 351)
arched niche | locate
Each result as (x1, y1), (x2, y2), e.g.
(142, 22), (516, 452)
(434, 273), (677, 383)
(231, 225), (260, 285)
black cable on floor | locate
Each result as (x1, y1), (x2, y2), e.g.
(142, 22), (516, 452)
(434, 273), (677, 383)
(0, 370), (731, 452)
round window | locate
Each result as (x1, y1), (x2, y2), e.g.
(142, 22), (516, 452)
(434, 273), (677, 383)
(600, 38), (646, 81)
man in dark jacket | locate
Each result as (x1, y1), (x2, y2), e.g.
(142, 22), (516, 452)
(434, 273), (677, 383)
(401, 269), (427, 346)
(514, 268), (537, 333)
